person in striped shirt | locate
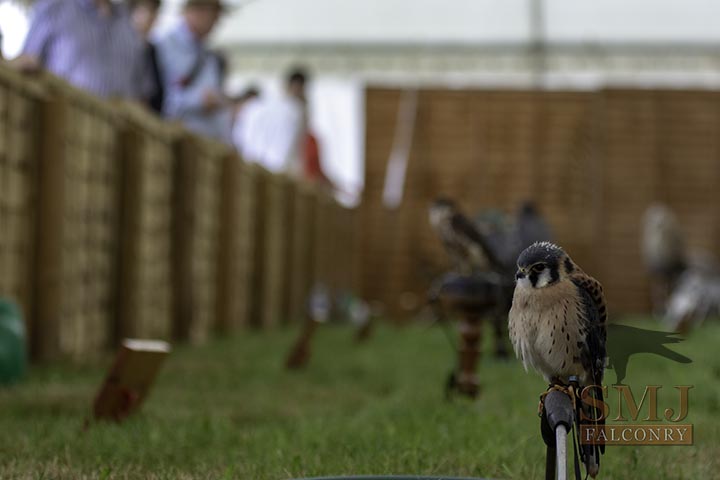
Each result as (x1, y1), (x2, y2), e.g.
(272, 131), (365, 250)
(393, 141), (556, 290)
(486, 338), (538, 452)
(11, 0), (151, 100)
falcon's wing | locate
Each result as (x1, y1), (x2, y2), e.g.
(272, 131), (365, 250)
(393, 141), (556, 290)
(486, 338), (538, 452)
(573, 274), (608, 460)
(450, 213), (504, 271)
(570, 272), (608, 331)
(571, 273), (607, 385)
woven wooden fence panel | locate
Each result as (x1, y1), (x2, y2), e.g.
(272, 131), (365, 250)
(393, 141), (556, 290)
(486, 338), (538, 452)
(358, 90), (408, 313)
(596, 90), (720, 311)
(313, 191), (335, 292)
(0, 68), (43, 351)
(288, 182), (316, 322)
(280, 177), (296, 324)
(173, 135), (226, 343)
(35, 77), (121, 359)
(236, 162), (260, 329)
(257, 172), (291, 327)
(248, 167), (268, 327)
(362, 87), (720, 314)
(655, 91), (720, 255)
(336, 205), (358, 295)
(116, 104), (178, 341)
(595, 90), (661, 312)
(328, 201), (348, 293)
(217, 156), (257, 332)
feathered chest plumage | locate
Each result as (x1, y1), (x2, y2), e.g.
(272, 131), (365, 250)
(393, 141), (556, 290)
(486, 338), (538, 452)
(508, 281), (590, 383)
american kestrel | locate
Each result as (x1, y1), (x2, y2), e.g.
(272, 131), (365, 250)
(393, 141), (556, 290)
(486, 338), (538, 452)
(428, 197), (503, 274)
(508, 242), (607, 477)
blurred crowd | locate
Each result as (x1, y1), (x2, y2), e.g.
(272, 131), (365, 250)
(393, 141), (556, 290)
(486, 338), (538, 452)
(2, 0), (332, 188)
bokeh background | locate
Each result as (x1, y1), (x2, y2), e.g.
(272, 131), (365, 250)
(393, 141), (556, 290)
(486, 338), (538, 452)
(1, 1), (720, 478)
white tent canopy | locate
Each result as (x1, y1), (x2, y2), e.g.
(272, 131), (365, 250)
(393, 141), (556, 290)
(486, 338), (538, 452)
(163, 0), (720, 45)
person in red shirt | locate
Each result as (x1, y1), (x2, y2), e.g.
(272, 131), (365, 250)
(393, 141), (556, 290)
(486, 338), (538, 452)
(304, 127), (331, 187)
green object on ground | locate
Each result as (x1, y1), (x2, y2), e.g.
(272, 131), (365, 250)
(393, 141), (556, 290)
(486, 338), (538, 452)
(0, 299), (27, 385)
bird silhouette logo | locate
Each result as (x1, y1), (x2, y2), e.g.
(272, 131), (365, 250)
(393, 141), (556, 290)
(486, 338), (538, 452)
(606, 324), (692, 385)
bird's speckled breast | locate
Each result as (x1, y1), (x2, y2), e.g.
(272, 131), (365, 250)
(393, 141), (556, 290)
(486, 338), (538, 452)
(509, 280), (588, 383)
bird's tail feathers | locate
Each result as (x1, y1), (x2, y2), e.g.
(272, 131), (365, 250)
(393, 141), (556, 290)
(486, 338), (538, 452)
(580, 384), (605, 478)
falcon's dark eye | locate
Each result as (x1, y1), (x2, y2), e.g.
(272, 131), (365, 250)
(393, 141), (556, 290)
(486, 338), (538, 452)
(533, 264), (546, 273)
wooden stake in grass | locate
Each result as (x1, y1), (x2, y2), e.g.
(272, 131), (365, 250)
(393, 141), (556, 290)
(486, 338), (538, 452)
(92, 339), (171, 423)
(285, 284), (330, 370)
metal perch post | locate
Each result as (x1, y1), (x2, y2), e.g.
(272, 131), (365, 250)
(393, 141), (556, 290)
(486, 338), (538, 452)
(541, 389), (575, 480)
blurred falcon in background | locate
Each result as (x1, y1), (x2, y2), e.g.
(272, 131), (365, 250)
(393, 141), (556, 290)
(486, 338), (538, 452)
(641, 204), (688, 315)
(514, 201), (554, 252)
(508, 242), (607, 478)
(428, 197), (504, 275)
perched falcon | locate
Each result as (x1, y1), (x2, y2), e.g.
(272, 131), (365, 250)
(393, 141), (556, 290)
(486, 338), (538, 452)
(428, 197), (504, 275)
(508, 242), (607, 478)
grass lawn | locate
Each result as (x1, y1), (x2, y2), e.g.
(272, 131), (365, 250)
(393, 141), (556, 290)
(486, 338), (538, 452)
(1, 318), (718, 479)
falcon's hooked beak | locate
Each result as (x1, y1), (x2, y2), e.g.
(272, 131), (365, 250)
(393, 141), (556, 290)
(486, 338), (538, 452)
(515, 267), (528, 280)
(515, 266), (534, 289)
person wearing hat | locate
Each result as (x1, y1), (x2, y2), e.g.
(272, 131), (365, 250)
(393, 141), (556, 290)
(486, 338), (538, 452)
(154, 0), (232, 142)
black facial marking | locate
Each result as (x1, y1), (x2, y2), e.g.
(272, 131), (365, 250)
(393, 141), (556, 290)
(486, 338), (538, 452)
(528, 272), (538, 287)
(564, 257), (574, 273)
(550, 265), (560, 284)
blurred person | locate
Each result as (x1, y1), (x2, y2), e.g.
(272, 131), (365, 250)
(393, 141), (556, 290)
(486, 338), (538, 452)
(11, 0), (150, 99)
(215, 49), (229, 80)
(298, 85), (333, 187)
(303, 125), (332, 187)
(237, 68), (309, 175)
(232, 85), (260, 116)
(129, 0), (164, 113)
(230, 85), (260, 152)
(155, 0), (232, 142)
